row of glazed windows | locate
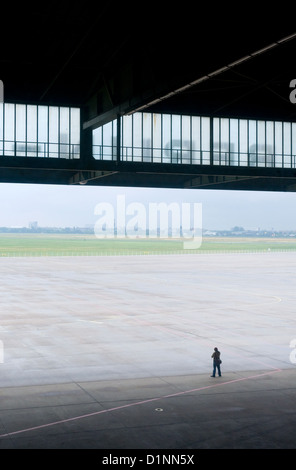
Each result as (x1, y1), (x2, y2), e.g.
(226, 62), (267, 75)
(93, 112), (296, 168)
(93, 113), (211, 164)
(0, 103), (80, 158)
(2, 105), (295, 168)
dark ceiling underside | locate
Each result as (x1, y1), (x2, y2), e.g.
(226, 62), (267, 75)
(2, 3), (296, 119)
(1, 3), (296, 190)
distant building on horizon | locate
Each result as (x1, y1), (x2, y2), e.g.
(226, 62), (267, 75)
(29, 221), (38, 230)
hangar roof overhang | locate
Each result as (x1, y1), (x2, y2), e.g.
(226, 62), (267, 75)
(1, 3), (296, 191)
(2, 3), (296, 123)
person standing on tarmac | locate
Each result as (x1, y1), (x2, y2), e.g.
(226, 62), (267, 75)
(211, 347), (222, 377)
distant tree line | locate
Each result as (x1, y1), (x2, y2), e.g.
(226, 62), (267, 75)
(0, 225), (295, 238)
(0, 226), (94, 234)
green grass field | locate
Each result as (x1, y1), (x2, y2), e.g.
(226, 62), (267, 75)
(0, 233), (296, 257)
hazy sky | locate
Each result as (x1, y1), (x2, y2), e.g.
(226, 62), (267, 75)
(0, 183), (295, 231)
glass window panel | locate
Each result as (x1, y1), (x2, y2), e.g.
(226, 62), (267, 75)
(266, 121), (274, 167)
(38, 106), (48, 158)
(16, 104), (26, 141)
(172, 114), (181, 163)
(213, 118), (220, 147)
(213, 118), (220, 165)
(102, 121), (112, 146)
(70, 108), (80, 144)
(122, 115), (132, 161)
(257, 120), (266, 167)
(102, 121), (113, 160)
(27, 105), (37, 142)
(131, 113), (142, 161)
(49, 106), (59, 158)
(182, 115), (191, 164)
(60, 107), (69, 143)
(283, 122), (291, 168)
(27, 105), (37, 156)
(142, 113), (151, 143)
(221, 118), (229, 145)
(191, 116), (201, 164)
(111, 120), (117, 160)
(49, 107), (59, 141)
(219, 118), (229, 164)
(4, 103), (15, 155)
(142, 113), (151, 162)
(162, 114), (171, 163)
(93, 120), (116, 161)
(16, 104), (26, 156)
(274, 122), (283, 167)
(172, 114), (180, 140)
(283, 122), (291, 155)
(239, 119), (248, 166)
(152, 113), (162, 163)
(248, 120), (257, 166)
(93, 128), (102, 146)
(201, 117), (210, 164)
(92, 127), (102, 159)
(70, 108), (80, 159)
(230, 119), (238, 165)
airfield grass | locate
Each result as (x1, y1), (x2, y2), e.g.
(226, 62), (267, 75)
(0, 233), (296, 257)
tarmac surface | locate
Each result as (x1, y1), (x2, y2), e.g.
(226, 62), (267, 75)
(0, 251), (295, 449)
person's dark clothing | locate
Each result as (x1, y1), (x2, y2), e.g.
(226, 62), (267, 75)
(211, 348), (221, 377)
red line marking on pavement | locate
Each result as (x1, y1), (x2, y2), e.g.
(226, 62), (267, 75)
(0, 368), (282, 439)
